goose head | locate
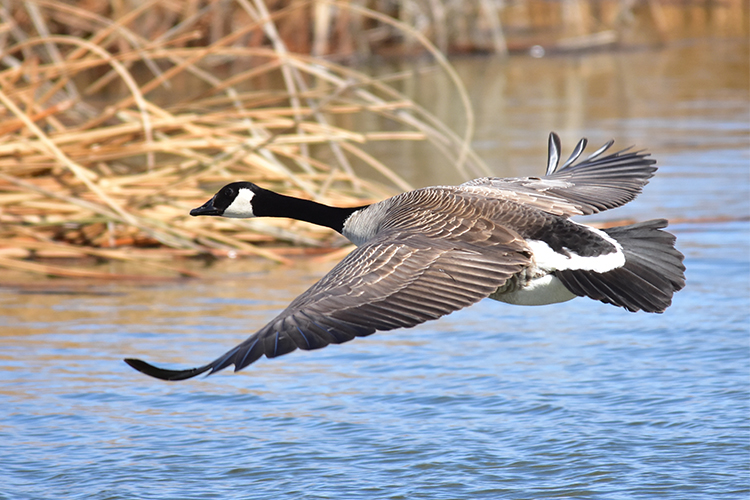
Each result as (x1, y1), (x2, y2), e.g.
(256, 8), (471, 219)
(190, 181), (261, 218)
(191, 181), (367, 234)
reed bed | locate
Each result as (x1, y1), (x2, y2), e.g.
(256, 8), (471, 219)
(0, 0), (498, 278)
(0, 0), (744, 279)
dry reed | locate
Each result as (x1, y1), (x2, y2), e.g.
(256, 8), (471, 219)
(0, 0), (494, 278)
(0, 0), (744, 279)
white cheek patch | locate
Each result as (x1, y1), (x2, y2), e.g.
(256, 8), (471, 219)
(222, 188), (256, 218)
(527, 226), (625, 273)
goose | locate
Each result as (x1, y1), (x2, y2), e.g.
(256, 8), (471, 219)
(125, 132), (685, 381)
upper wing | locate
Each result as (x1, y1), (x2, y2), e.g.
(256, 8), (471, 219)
(125, 229), (530, 380)
(460, 132), (657, 216)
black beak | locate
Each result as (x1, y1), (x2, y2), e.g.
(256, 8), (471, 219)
(190, 197), (222, 216)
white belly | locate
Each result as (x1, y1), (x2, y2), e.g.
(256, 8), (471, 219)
(490, 274), (576, 306)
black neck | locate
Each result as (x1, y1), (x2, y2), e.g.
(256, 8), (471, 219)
(254, 190), (366, 233)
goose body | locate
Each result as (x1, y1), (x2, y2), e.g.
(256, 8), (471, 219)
(126, 133), (685, 381)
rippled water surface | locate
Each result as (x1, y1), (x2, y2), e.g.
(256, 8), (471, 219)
(1, 40), (748, 499)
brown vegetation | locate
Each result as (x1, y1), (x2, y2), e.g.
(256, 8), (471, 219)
(0, 0), (744, 279)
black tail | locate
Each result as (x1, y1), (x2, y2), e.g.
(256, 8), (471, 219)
(555, 219), (685, 313)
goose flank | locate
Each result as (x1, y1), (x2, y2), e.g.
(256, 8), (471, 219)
(125, 133), (686, 381)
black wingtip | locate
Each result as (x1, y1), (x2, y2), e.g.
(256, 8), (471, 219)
(124, 358), (212, 381)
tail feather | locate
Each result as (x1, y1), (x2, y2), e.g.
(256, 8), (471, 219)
(555, 219), (685, 313)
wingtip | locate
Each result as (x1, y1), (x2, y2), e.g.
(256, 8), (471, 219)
(546, 132), (562, 176)
(123, 358), (212, 381)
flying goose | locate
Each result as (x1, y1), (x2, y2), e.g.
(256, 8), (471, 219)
(125, 133), (685, 381)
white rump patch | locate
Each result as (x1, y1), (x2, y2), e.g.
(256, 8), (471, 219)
(527, 225), (625, 273)
(222, 188), (256, 218)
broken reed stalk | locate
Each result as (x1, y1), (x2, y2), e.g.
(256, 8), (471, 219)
(0, 0), (482, 279)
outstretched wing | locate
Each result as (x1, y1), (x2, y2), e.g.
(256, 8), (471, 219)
(460, 132), (657, 216)
(125, 229), (530, 380)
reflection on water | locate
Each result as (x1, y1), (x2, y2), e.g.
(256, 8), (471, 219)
(1, 40), (748, 499)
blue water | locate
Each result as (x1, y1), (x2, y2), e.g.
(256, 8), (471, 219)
(1, 41), (748, 499)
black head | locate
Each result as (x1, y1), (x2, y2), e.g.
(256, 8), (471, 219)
(190, 182), (262, 218)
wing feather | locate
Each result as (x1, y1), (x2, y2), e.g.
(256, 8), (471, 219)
(461, 133), (657, 216)
(125, 230), (530, 380)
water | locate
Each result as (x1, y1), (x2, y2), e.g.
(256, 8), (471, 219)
(1, 40), (748, 499)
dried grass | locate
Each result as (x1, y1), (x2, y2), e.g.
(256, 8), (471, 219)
(0, 0), (492, 278)
(0, 0), (744, 279)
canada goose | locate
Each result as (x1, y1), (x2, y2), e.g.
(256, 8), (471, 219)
(125, 133), (685, 381)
